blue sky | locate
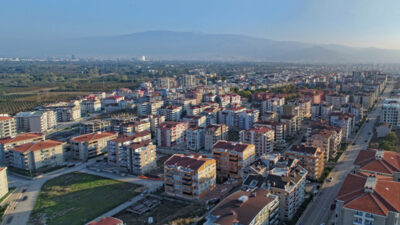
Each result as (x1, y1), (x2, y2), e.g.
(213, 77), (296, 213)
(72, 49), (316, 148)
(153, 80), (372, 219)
(1, 0), (400, 49)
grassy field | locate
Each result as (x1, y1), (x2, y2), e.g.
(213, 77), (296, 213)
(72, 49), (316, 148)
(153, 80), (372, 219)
(29, 172), (141, 225)
(116, 198), (205, 225)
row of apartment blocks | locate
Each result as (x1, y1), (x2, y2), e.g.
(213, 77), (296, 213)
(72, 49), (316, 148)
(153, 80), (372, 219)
(163, 146), (309, 223)
(0, 130), (156, 176)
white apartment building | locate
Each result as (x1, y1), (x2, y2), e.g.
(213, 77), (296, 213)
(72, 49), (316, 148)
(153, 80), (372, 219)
(186, 126), (205, 151)
(0, 116), (16, 139)
(239, 126), (274, 156)
(381, 99), (400, 128)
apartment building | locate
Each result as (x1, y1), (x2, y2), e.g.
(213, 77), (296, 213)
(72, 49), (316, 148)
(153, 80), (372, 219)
(239, 127), (274, 156)
(0, 116), (16, 139)
(8, 140), (65, 173)
(137, 100), (163, 116)
(186, 126), (205, 151)
(156, 122), (188, 147)
(149, 115), (165, 134)
(381, 99), (400, 128)
(280, 115), (298, 137)
(185, 90), (203, 105)
(354, 149), (400, 181)
(309, 129), (334, 161)
(158, 105), (182, 121)
(0, 132), (45, 164)
(127, 140), (156, 175)
(325, 93), (349, 109)
(107, 131), (152, 170)
(335, 173), (400, 225)
(299, 99), (312, 119)
(212, 141), (256, 179)
(79, 120), (111, 134)
(182, 115), (206, 127)
(307, 121), (342, 159)
(261, 97), (285, 114)
(330, 112), (354, 141)
(42, 101), (81, 122)
(205, 189), (280, 225)
(321, 103), (333, 121)
(266, 162), (307, 220)
(204, 124), (229, 151)
(218, 107), (259, 130)
(255, 121), (287, 146)
(285, 145), (325, 180)
(0, 167), (8, 199)
(80, 97), (101, 114)
(164, 153), (216, 200)
(15, 110), (57, 133)
(70, 131), (118, 161)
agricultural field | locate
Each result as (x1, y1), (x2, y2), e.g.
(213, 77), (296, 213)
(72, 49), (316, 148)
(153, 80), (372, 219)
(0, 92), (88, 114)
(29, 172), (142, 225)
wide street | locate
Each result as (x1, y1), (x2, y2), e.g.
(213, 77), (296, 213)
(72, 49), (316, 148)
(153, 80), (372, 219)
(297, 83), (393, 225)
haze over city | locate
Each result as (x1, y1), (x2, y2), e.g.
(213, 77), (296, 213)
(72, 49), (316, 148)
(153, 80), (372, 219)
(1, 2), (400, 225)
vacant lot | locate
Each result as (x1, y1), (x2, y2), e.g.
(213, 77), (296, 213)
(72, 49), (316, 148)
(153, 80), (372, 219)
(29, 172), (141, 225)
(116, 198), (205, 225)
(369, 130), (400, 152)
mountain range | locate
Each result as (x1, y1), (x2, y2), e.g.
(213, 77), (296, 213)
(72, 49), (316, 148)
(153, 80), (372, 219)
(2, 30), (400, 63)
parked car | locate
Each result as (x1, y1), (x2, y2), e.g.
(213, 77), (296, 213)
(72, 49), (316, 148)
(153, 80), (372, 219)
(22, 196), (28, 201)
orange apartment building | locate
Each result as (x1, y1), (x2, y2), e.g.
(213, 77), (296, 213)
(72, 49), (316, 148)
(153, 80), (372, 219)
(212, 140), (256, 179)
(164, 153), (216, 200)
(285, 144), (325, 180)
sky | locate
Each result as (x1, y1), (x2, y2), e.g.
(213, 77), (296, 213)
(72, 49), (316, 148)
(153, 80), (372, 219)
(1, 0), (400, 49)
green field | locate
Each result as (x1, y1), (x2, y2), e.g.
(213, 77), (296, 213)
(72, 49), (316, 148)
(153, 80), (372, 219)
(29, 172), (141, 225)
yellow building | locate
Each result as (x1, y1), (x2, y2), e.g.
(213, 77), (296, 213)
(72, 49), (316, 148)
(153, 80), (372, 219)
(164, 153), (216, 200)
(212, 141), (256, 179)
(285, 144), (325, 180)
(0, 167), (8, 199)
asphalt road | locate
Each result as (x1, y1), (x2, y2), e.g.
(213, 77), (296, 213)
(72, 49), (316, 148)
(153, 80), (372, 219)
(297, 83), (392, 225)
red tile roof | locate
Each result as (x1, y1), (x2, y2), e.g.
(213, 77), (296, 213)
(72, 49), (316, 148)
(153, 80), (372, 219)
(0, 116), (13, 121)
(88, 217), (123, 225)
(246, 126), (272, 133)
(213, 141), (253, 153)
(11, 140), (64, 153)
(336, 173), (400, 216)
(70, 132), (117, 143)
(164, 153), (213, 170)
(210, 189), (276, 225)
(110, 131), (151, 143)
(0, 133), (44, 145)
(354, 149), (400, 175)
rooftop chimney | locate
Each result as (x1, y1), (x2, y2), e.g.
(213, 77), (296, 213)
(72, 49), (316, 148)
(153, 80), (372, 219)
(364, 175), (377, 193)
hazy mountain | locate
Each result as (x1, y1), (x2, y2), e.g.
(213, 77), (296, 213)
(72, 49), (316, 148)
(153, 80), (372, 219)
(2, 30), (400, 63)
